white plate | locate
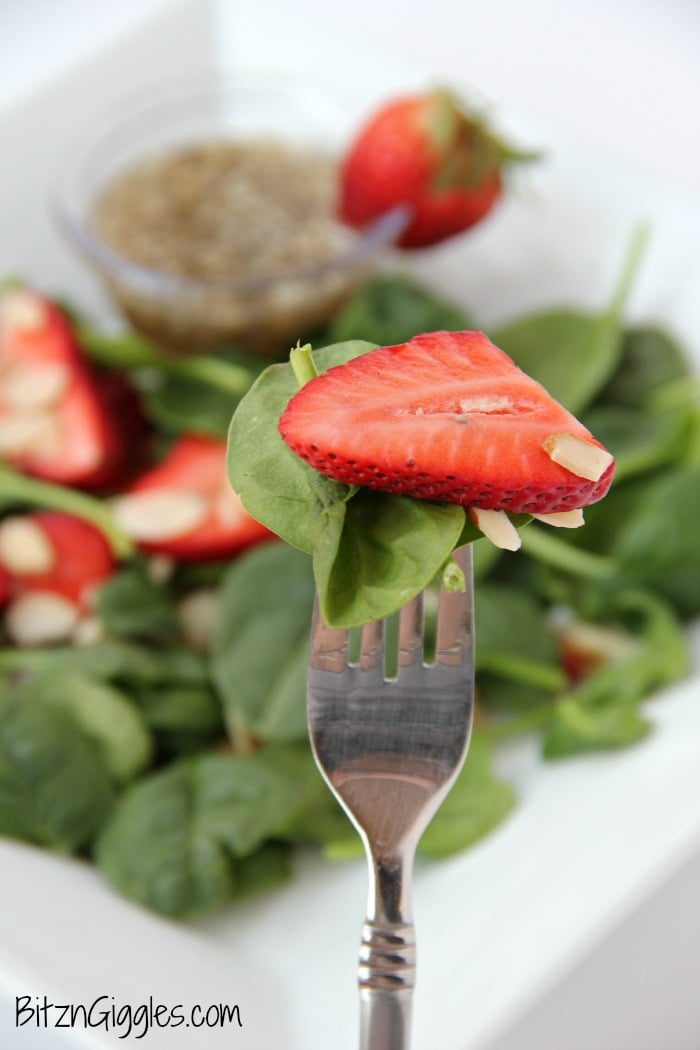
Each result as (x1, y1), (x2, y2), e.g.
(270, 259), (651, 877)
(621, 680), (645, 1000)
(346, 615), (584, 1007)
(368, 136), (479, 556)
(1, 2), (699, 1049)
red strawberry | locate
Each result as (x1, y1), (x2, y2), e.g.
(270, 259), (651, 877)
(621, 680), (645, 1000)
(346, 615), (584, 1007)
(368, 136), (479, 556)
(279, 330), (615, 515)
(0, 564), (10, 607)
(0, 287), (127, 489)
(0, 510), (115, 608)
(111, 434), (273, 561)
(339, 89), (532, 249)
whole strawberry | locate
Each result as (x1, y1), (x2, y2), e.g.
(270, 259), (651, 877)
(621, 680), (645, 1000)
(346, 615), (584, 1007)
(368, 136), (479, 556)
(339, 88), (534, 249)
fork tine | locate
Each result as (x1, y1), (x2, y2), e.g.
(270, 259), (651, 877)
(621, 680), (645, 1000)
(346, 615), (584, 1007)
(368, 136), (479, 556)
(397, 592), (424, 673)
(359, 619), (384, 673)
(309, 598), (349, 672)
(434, 546), (474, 668)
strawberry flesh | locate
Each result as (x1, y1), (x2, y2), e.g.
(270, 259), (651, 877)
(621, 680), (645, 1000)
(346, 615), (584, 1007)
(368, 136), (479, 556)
(0, 511), (115, 609)
(340, 91), (510, 249)
(123, 434), (273, 561)
(0, 289), (124, 488)
(279, 331), (615, 514)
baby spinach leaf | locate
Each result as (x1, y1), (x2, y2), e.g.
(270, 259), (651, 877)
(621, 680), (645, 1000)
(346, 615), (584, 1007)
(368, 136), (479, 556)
(581, 404), (695, 481)
(131, 682), (223, 737)
(475, 582), (562, 685)
(419, 735), (516, 857)
(325, 272), (471, 347)
(543, 698), (651, 759)
(211, 542), (315, 743)
(95, 745), (324, 917)
(228, 339), (374, 552)
(610, 465), (700, 618)
(11, 671), (153, 784)
(490, 229), (645, 414)
(313, 488), (465, 628)
(142, 373), (238, 438)
(0, 692), (115, 853)
(0, 639), (208, 687)
(599, 326), (691, 409)
(233, 841), (293, 898)
(96, 562), (180, 641)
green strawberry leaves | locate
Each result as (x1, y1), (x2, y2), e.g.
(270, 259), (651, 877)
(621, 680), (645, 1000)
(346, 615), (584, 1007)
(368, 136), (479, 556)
(228, 340), (466, 628)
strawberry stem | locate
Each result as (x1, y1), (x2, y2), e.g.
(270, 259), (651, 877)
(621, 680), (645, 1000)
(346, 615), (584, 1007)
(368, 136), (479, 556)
(289, 343), (318, 388)
(0, 465), (133, 558)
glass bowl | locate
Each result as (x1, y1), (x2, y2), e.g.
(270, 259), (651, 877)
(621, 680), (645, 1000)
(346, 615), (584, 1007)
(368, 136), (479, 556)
(52, 75), (406, 354)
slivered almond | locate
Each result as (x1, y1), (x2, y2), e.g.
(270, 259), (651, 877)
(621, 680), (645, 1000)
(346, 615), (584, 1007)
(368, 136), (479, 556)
(2, 361), (70, 410)
(72, 615), (107, 646)
(0, 413), (60, 457)
(0, 517), (55, 573)
(178, 588), (221, 652)
(5, 591), (80, 646)
(146, 554), (176, 585)
(532, 509), (585, 529)
(214, 483), (244, 527)
(542, 433), (614, 482)
(111, 490), (208, 541)
(469, 507), (521, 551)
(0, 289), (47, 334)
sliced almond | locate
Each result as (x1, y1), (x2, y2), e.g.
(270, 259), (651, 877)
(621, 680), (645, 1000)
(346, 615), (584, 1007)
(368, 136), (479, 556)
(469, 507), (522, 551)
(111, 490), (208, 541)
(0, 289), (47, 335)
(532, 508), (585, 529)
(178, 588), (221, 653)
(542, 433), (614, 482)
(5, 591), (80, 646)
(146, 554), (176, 585)
(214, 482), (244, 527)
(0, 412), (60, 458)
(0, 516), (55, 574)
(72, 615), (107, 646)
(1, 361), (70, 410)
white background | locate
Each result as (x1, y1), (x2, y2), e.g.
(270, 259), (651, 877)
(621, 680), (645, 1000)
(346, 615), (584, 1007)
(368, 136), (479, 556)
(1, 2), (700, 1049)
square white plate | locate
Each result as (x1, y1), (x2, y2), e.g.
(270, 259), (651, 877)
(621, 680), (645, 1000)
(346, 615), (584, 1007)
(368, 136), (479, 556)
(0, 2), (699, 1048)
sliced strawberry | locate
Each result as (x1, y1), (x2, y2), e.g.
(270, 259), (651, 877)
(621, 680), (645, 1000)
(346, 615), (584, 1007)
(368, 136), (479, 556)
(0, 287), (123, 488)
(0, 564), (10, 607)
(279, 330), (615, 515)
(111, 434), (273, 562)
(340, 90), (531, 249)
(0, 511), (115, 609)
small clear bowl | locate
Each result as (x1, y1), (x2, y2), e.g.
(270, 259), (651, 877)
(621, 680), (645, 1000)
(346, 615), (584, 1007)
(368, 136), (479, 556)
(52, 75), (405, 354)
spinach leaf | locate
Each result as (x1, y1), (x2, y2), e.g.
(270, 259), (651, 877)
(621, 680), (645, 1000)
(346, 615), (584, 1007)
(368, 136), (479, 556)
(475, 582), (565, 693)
(0, 639), (208, 687)
(0, 691), (115, 852)
(233, 841), (293, 898)
(95, 745), (324, 917)
(228, 340), (374, 552)
(142, 373), (239, 438)
(419, 735), (516, 857)
(211, 542), (315, 744)
(325, 273), (471, 347)
(96, 562), (180, 642)
(581, 404), (695, 481)
(490, 229), (645, 414)
(11, 671), (153, 784)
(313, 488), (465, 628)
(599, 326), (691, 409)
(542, 589), (688, 759)
(610, 465), (700, 618)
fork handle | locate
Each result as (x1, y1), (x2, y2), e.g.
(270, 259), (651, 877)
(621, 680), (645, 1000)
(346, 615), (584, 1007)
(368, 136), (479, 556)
(357, 856), (416, 1049)
(359, 921), (415, 1049)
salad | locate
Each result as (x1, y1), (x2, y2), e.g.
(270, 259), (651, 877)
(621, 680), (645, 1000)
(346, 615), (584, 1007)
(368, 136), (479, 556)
(0, 245), (697, 918)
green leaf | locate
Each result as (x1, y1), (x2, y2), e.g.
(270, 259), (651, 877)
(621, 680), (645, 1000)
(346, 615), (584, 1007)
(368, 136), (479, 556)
(475, 582), (563, 687)
(96, 562), (180, 642)
(228, 339), (375, 552)
(419, 735), (516, 857)
(490, 229), (646, 414)
(313, 488), (465, 628)
(599, 326), (691, 409)
(0, 639), (208, 687)
(543, 698), (651, 759)
(142, 373), (238, 439)
(0, 691), (115, 852)
(11, 672), (153, 784)
(325, 273), (471, 347)
(611, 466), (700, 618)
(211, 543), (315, 743)
(582, 404), (695, 481)
(95, 745), (323, 917)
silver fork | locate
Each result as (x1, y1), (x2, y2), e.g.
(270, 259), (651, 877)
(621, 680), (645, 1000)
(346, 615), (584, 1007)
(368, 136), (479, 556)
(307, 545), (475, 1050)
